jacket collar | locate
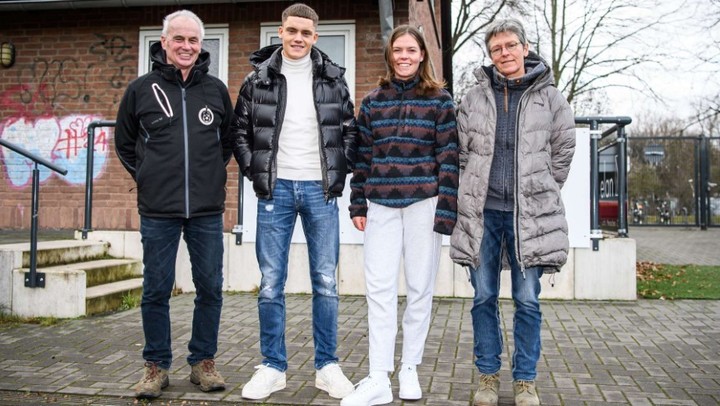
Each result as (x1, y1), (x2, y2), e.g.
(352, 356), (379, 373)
(475, 51), (554, 90)
(491, 58), (546, 91)
(390, 75), (420, 92)
(250, 44), (345, 85)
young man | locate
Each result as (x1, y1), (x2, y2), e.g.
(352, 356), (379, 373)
(115, 9), (234, 399)
(231, 3), (357, 401)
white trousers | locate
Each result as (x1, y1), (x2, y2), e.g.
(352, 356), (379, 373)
(364, 197), (442, 372)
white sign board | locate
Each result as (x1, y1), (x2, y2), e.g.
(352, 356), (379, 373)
(562, 128), (591, 248)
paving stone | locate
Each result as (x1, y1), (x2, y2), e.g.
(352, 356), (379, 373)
(0, 231), (719, 406)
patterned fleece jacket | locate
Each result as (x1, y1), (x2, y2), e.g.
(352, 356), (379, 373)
(349, 76), (459, 235)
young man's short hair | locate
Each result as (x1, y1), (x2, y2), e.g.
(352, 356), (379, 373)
(281, 3), (319, 27)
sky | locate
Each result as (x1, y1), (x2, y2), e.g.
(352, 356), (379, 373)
(452, 0), (719, 131)
(602, 0), (718, 123)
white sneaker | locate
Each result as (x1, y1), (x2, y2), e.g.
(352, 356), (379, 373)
(316, 363), (354, 399)
(241, 364), (286, 400)
(341, 376), (393, 406)
(398, 364), (422, 400)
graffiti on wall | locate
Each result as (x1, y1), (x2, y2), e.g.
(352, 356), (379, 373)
(0, 33), (132, 187)
(89, 33), (134, 91)
(0, 115), (109, 187)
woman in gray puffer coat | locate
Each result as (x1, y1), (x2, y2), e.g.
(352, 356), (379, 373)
(449, 18), (575, 406)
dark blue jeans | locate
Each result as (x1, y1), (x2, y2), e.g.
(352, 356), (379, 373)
(139, 214), (224, 370)
(255, 179), (340, 371)
(470, 209), (543, 381)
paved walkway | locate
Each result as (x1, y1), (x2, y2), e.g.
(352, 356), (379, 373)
(0, 227), (719, 405)
(0, 295), (718, 405)
(630, 226), (720, 266)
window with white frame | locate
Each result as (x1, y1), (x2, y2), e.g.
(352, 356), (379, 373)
(138, 26), (229, 84)
(260, 22), (356, 99)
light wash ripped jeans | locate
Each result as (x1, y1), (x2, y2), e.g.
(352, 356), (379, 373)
(255, 179), (340, 372)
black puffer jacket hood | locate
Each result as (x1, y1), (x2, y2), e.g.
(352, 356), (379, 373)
(249, 44), (345, 84)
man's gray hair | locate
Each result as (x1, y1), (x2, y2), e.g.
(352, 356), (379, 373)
(162, 9), (205, 41)
(484, 18), (527, 52)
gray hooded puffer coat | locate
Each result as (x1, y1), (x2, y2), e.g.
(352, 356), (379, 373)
(449, 51), (576, 272)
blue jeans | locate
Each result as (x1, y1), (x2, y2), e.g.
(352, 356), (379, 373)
(470, 209), (542, 381)
(256, 179), (340, 371)
(139, 214), (224, 370)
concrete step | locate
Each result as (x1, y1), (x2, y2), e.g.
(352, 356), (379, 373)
(4, 240), (145, 317)
(0, 239), (110, 268)
(22, 258), (143, 288)
(80, 258), (143, 287)
(86, 277), (144, 316)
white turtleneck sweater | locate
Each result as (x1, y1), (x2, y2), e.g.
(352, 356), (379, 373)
(276, 52), (322, 181)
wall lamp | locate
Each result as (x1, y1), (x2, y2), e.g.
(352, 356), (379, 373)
(1, 42), (16, 68)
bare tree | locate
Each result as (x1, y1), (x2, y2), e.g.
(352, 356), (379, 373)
(452, 0), (524, 55)
(688, 0), (720, 135)
(709, 0), (720, 29)
(528, 0), (687, 114)
(451, 0), (686, 113)
(688, 99), (720, 137)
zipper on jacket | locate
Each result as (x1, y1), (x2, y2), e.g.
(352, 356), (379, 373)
(270, 74), (288, 200)
(312, 78), (330, 201)
(503, 91), (510, 205)
(513, 92), (525, 279)
(396, 82), (406, 139)
(513, 78), (542, 279)
(182, 87), (190, 218)
(504, 82), (509, 113)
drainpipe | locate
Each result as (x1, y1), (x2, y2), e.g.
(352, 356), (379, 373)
(440, 0), (453, 96)
(379, 0), (394, 44)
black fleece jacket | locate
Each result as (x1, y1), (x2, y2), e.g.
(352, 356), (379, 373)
(115, 42), (235, 218)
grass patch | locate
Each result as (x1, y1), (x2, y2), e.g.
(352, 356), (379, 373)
(0, 306), (62, 327)
(118, 293), (141, 311)
(637, 261), (720, 299)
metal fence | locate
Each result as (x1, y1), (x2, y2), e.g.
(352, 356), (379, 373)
(618, 135), (719, 229)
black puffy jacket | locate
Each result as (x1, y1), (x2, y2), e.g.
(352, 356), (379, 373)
(115, 42), (235, 218)
(231, 44), (357, 200)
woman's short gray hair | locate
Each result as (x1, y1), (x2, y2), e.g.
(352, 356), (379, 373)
(162, 9), (205, 42)
(484, 18), (527, 52)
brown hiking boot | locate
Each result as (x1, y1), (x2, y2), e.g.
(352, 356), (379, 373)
(513, 380), (540, 406)
(190, 359), (226, 392)
(473, 373), (500, 406)
(135, 361), (169, 399)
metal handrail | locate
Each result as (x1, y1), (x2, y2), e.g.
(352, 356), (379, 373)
(0, 138), (68, 288)
(0, 138), (67, 175)
(81, 120), (248, 244)
(575, 116), (632, 250)
(82, 120), (116, 239)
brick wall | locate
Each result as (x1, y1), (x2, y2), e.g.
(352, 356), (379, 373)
(409, 0), (444, 81)
(0, 0), (393, 231)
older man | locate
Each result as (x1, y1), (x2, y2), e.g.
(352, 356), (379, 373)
(115, 9), (234, 399)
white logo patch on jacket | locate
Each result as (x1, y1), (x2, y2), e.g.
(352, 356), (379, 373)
(199, 107), (214, 126)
